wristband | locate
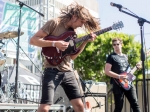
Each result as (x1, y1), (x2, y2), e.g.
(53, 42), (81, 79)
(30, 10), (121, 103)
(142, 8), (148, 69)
(52, 41), (55, 47)
(118, 75), (120, 79)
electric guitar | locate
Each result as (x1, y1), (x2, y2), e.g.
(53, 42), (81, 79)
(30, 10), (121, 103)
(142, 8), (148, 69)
(42, 21), (124, 66)
(114, 49), (150, 90)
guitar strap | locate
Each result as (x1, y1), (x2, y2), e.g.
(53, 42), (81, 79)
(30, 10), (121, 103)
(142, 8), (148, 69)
(123, 54), (131, 73)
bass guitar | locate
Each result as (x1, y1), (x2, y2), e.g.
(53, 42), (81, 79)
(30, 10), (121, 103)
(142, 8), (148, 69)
(114, 49), (150, 90)
(42, 21), (124, 66)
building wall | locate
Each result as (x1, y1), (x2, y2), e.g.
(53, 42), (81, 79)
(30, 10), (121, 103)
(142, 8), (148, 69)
(6, 0), (99, 18)
(55, 0), (99, 17)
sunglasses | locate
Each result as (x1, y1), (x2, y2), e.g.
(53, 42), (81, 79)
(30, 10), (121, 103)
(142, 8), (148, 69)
(113, 44), (120, 46)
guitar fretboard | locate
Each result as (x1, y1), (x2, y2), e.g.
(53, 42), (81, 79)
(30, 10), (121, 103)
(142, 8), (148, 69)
(74, 26), (112, 44)
(130, 61), (142, 74)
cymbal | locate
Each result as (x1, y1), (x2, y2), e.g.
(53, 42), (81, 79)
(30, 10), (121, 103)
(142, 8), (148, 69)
(0, 31), (24, 39)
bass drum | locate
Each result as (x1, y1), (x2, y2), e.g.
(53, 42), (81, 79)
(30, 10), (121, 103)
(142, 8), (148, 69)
(0, 51), (6, 72)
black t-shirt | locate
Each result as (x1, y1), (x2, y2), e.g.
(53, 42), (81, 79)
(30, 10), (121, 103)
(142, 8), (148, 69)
(106, 52), (129, 84)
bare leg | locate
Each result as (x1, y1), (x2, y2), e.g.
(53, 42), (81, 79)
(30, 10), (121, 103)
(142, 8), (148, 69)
(37, 104), (50, 112)
(70, 98), (84, 112)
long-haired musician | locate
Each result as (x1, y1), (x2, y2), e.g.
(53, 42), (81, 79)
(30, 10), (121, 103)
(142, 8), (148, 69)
(30, 2), (100, 112)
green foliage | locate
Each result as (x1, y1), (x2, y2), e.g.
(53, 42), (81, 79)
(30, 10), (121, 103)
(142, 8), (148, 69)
(74, 32), (145, 83)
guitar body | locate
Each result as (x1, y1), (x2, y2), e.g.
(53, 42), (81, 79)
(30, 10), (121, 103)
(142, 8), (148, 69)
(114, 72), (132, 90)
(42, 31), (80, 66)
(113, 49), (150, 90)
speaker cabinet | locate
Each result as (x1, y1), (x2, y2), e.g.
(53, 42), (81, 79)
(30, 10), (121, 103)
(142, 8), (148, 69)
(85, 95), (105, 112)
(84, 82), (107, 112)
(84, 82), (107, 94)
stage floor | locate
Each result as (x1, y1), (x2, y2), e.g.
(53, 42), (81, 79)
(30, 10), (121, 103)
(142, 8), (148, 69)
(0, 103), (66, 112)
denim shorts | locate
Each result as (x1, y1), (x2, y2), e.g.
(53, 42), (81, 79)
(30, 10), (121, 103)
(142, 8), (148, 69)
(40, 68), (82, 104)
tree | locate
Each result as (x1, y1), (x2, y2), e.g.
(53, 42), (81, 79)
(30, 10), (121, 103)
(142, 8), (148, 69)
(74, 32), (143, 83)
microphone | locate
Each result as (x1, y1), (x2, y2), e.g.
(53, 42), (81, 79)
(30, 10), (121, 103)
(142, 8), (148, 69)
(110, 2), (127, 9)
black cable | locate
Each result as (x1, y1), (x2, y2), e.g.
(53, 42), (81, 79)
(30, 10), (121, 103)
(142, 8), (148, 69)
(10, 37), (43, 105)
(11, 38), (43, 76)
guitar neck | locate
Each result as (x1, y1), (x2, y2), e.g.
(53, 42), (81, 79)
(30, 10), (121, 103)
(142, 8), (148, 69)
(130, 61), (142, 74)
(74, 26), (112, 44)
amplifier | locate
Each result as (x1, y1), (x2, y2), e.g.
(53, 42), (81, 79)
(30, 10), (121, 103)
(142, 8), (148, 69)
(83, 81), (107, 94)
(83, 81), (107, 112)
(85, 95), (106, 112)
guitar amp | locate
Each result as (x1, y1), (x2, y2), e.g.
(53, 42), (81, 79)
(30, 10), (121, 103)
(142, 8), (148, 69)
(83, 81), (107, 112)
(83, 81), (107, 94)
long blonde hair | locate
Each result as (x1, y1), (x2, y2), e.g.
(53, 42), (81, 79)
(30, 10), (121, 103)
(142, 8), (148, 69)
(59, 2), (100, 32)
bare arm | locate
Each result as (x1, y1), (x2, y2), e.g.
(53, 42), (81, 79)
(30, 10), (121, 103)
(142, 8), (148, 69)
(105, 63), (127, 80)
(30, 29), (52, 47)
(70, 32), (96, 60)
(29, 29), (69, 51)
(70, 41), (88, 60)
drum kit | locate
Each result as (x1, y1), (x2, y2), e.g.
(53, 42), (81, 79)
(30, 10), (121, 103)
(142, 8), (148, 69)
(0, 31), (24, 72)
(0, 31), (28, 103)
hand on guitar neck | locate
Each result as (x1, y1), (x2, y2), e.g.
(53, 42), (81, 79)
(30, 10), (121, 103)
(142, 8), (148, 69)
(135, 62), (142, 70)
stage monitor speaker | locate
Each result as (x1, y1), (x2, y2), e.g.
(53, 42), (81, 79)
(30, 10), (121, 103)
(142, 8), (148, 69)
(83, 81), (107, 112)
(84, 81), (107, 94)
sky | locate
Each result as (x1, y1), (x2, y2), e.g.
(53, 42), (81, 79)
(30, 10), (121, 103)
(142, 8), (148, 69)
(97, 0), (150, 49)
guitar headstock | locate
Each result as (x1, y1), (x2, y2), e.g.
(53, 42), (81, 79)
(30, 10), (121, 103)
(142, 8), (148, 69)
(112, 21), (124, 30)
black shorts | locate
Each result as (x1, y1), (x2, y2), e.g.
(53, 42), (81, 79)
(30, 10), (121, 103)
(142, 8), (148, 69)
(40, 68), (82, 104)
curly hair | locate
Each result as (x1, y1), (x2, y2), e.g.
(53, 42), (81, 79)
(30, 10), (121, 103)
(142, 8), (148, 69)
(58, 2), (100, 32)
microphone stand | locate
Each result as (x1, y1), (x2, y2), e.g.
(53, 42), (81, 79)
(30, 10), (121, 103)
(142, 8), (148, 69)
(79, 76), (103, 110)
(14, 0), (44, 102)
(116, 7), (150, 112)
